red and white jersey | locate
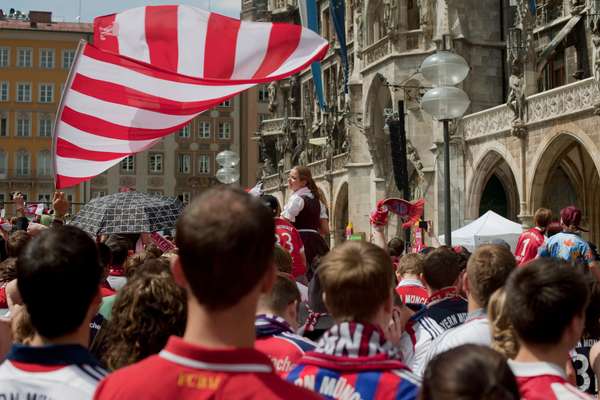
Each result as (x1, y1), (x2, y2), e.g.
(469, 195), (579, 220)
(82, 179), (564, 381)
(515, 228), (546, 266)
(94, 336), (320, 400)
(395, 279), (428, 305)
(274, 217), (307, 278)
(509, 360), (593, 399)
(254, 314), (316, 375)
(0, 343), (107, 400)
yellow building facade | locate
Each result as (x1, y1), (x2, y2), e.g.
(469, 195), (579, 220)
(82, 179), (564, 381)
(0, 12), (91, 211)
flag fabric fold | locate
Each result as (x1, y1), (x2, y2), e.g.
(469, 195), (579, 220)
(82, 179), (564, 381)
(93, 5), (327, 80)
(329, 0), (349, 94)
(299, 0), (328, 110)
(54, 5), (328, 189)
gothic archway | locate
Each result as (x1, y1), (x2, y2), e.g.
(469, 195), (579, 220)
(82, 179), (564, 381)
(364, 74), (393, 181)
(479, 175), (509, 218)
(530, 133), (600, 244)
(467, 150), (520, 222)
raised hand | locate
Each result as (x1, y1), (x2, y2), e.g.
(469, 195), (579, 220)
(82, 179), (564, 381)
(52, 191), (69, 219)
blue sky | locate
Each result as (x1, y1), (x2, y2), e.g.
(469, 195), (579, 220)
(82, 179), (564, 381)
(0, 0), (241, 22)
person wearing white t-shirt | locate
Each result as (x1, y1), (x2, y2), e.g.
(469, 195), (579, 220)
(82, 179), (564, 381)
(425, 244), (516, 365)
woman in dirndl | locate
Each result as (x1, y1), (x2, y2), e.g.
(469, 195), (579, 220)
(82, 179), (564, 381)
(281, 166), (329, 276)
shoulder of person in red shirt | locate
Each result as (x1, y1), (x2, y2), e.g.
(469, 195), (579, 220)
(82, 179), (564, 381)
(515, 228), (546, 266)
(0, 286), (6, 308)
(255, 328), (316, 375)
(94, 337), (320, 400)
(395, 285), (428, 305)
(510, 360), (592, 400)
(516, 375), (591, 400)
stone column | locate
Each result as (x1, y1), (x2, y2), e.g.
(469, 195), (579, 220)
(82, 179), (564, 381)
(346, 163), (375, 236)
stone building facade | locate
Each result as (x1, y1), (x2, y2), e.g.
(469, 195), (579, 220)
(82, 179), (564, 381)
(248, 0), (600, 246)
(246, 0), (505, 242)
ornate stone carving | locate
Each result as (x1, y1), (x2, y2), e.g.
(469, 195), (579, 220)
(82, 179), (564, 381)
(292, 127), (307, 166)
(434, 0), (449, 39)
(308, 159), (328, 178)
(261, 158), (277, 177)
(511, 121), (528, 138)
(462, 78), (599, 141)
(461, 105), (514, 140)
(332, 152), (349, 171)
(288, 74), (299, 112)
(506, 60), (526, 124)
(569, 0), (585, 15)
(262, 173), (280, 190)
(418, 0), (434, 41)
(363, 37), (391, 66)
(528, 79), (597, 123)
(355, 10), (364, 58)
(268, 81), (279, 113)
(383, 0), (398, 37)
(594, 35), (600, 91)
(515, 0), (535, 48)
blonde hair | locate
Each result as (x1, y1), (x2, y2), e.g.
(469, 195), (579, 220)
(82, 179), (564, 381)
(398, 253), (425, 277)
(488, 288), (519, 359)
(318, 241), (394, 322)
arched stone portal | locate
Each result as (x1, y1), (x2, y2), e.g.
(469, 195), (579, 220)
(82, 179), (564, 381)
(364, 74), (393, 182)
(530, 133), (600, 244)
(467, 150), (520, 222)
(479, 175), (509, 218)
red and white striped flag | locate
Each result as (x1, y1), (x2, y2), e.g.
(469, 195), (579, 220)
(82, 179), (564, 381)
(53, 5), (328, 189)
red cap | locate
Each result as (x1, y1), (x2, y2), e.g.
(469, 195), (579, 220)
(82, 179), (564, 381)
(560, 206), (588, 232)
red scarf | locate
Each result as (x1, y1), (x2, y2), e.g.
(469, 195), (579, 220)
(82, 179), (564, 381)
(427, 287), (464, 305)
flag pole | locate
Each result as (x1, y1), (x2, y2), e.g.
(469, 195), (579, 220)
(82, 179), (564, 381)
(52, 39), (87, 191)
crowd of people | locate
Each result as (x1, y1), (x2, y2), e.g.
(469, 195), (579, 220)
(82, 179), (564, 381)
(0, 166), (599, 399)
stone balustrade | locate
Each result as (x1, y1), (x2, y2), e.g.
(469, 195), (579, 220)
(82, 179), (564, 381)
(332, 152), (349, 172)
(362, 36), (392, 68)
(258, 117), (304, 137)
(362, 30), (425, 71)
(308, 159), (328, 178)
(263, 173), (281, 191)
(461, 78), (599, 141)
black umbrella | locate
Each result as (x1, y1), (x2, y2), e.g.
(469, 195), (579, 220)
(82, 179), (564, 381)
(70, 192), (184, 235)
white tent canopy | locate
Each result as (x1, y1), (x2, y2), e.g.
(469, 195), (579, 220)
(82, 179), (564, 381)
(439, 210), (523, 252)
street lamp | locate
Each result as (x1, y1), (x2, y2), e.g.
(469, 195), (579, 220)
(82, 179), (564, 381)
(215, 150), (240, 184)
(420, 50), (470, 246)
